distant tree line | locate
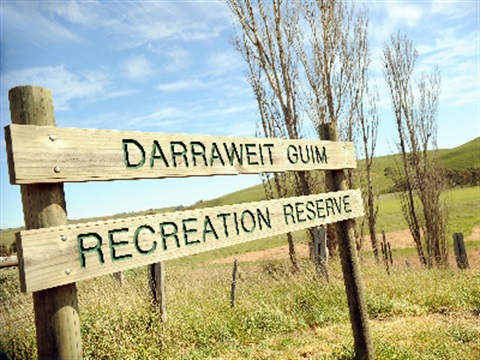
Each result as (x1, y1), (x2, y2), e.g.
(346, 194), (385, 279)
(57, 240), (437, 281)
(385, 166), (480, 192)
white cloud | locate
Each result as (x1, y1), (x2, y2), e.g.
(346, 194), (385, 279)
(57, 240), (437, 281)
(368, 2), (426, 44)
(123, 55), (154, 82)
(206, 50), (244, 76)
(430, 1), (477, 20)
(1, 2), (84, 44)
(158, 79), (207, 92)
(2, 66), (111, 111)
(101, 2), (231, 49)
(43, 0), (101, 26)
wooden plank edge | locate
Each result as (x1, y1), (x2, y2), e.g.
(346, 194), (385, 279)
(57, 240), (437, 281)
(4, 126), (17, 185)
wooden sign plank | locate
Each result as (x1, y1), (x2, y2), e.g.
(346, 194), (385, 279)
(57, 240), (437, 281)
(5, 124), (356, 184)
(17, 189), (363, 293)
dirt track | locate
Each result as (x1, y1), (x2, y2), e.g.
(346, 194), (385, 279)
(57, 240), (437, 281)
(210, 226), (480, 266)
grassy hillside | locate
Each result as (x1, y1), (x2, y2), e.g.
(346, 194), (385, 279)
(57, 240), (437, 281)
(439, 137), (480, 170)
(362, 137), (480, 194)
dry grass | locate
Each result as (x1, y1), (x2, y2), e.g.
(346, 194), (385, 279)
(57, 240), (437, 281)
(1, 249), (479, 359)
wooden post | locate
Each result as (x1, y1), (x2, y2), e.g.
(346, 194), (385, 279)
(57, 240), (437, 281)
(381, 230), (391, 275)
(231, 259), (238, 308)
(8, 86), (82, 359)
(113, 271), (124, 287)
(313, 227), (329, 282)
(453, 233), (469, 269)
(321, 123), (374, 360)
(148, 262), (167, 322)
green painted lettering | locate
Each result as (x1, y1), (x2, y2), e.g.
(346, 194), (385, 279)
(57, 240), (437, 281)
(171, 141), (188, 167)
(123, 139), (146, 168)
(299, 146), (310, 164)
(160, 222), (180, 250)
(315, 146), (327, 163)
(78, 233), (104, 268)
(241, 210), (256, 233)
(210, 142), (225, 166)
(256, 208), (271, 230)
(283, 204), (295, 225)
(134, 225), (157, 255)
(108, 228), (132, 262)
(217, 213), (230, 237)
(233, 212), (240, 235)
(325, 198), (335, 216)
(295, 202), (307, 222)
(263, 144), (274, 165)
(224, 143), (243, 165)
(190, 141), (207, 166)
(245, 143), (259, 165)
(203, 216), (219, 241)
(183, 218), (200, 246)
(287, 145), (298, 164)
(306, 201), (316, 220)
(333, 197), (342, 214)
(150, 140), (170, 168)
(343, 195), (352, 213)
(315, 199), (326, 219)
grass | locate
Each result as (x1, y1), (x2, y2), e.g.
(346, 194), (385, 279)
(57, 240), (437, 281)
(1, 257), (479, 359)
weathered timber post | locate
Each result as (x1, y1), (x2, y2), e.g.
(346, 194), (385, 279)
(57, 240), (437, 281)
(148, 262), (167, 322)
(453, 233), (469, 269)
(321, 123), (375, 360)
(113, 271), (124, 287)
(8, 86), (82, 359)
(313, 227), (329, 282)
(381, 230), (391, 275)
(231, 258), (238, 308)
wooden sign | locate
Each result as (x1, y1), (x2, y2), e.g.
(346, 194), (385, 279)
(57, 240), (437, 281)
(5, 124), (356, 184)
(17, 189), (363, 293)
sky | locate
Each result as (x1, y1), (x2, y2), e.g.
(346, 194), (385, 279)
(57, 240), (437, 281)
(0, 0), (478, 230)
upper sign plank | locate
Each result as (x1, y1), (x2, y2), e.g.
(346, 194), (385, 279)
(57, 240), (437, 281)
(5, 125), (356, 184)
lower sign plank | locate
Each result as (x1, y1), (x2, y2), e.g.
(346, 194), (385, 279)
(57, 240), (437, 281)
(17, 189), (363, 293)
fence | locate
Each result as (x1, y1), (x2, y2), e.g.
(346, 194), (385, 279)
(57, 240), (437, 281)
(5, 85), (373, 359)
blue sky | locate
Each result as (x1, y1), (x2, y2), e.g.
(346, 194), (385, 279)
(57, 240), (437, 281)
(1, 0), (478, 229)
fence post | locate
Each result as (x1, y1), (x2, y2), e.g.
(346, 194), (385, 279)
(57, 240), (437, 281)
(453, 233), (469, 269)
(381, 230), (392, 274)
(113, 271), (124, 286)
(231, 259), (238, 308)
(8, 86), (82, 359)
(149, 262), (167, 322)
(313, 227), (329, 282)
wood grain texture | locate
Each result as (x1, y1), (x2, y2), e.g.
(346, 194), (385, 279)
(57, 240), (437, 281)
(5, 124), (356, 184)
(18, 189), (363, 293)
(9, 85), (83, 359)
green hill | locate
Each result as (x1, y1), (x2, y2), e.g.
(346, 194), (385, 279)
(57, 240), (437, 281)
(368, 137), (480, 194)
(438, 137), (480, 170)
